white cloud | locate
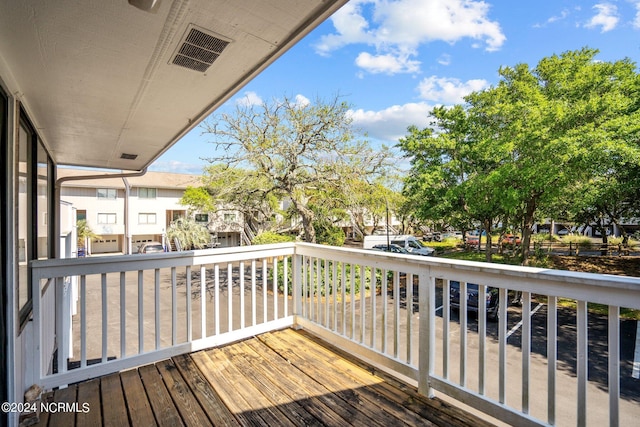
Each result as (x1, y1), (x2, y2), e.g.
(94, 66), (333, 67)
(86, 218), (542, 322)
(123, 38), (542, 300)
(633, 1), (640, 29)
(294, 94), (311, 107)
(437, 53), (452, 66)
(235, 91), (263, 106)
(584, 3), (619, 32)
(348, 102), (433, 142)
(355, 52), (420, 74)
(315, 0), (505, 75)
(149, 160), (204, 174)
(417, 76), (489, 104)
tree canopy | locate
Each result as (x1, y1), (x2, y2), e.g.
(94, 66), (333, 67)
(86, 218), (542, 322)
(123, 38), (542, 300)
(400, 47), (640, 264)
(196, 94), (394, 242)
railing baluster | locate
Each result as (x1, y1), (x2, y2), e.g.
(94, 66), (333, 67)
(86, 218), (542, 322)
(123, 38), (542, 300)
(360, 264), (366, 344)
(186, 266), (192, 341)
(498, 287), (507, 404)
(170, 267), (177, 345)
(459, 281), (467, 387)
(214, 264), (220, 335)
(370, 266), (376, 353)
(326, 260), (331, 329)
(316, 257), (321, 324)
(394, 270), (400, 358)
(350, 264), (356, 340)
(341, 262), (346, 336)
(406, 273), (413, 364)
(263, 258), (268, 323)
(228, 263), (233, 331)
(154, 269), (160, 350)
(577, 300), (588, 426)
(102, 273), (108, 362)
(382, 268), (387, 354)
(251, 260), (257, 326)
(370, 267), (377, 349)
(240, 261), (245, 328)
(284, 256), (289, 318)
(443, 279), (450, 379)
(522, 291), (531, 414)
(81, 275), (87, 368)
(200, 265), (206, 339)
(478, 284), (486, 394)
(138, 270), (144, 353)
(120, 272), (126, 358)
(332, 261), (338, 331)
(609, 305), (620, 427)
(272, 258), (277, 322)
(547, 295), (557, 425)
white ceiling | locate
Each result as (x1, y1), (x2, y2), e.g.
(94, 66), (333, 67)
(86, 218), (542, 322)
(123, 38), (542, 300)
(0, 0), (348, 170)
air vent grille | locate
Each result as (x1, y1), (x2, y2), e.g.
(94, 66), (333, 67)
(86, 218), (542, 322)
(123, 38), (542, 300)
(171, 27), (231, 73)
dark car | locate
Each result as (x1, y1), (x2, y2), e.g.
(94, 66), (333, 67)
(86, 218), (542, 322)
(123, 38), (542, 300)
(137, 241), (165, 254)
(371, 244), (409, 254)
(449, 281), (499, 321)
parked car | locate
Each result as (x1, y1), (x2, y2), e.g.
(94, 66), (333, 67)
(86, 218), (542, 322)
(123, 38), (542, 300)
(137, 241), (165, 254)
(370, 243), (409, 254)
(449, 281), (499, 321)
(501, 234), (522, 246)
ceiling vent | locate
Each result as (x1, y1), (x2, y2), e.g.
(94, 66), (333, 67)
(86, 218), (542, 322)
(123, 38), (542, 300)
(171, 25), (231, 73)
(120, 153), (138, 160)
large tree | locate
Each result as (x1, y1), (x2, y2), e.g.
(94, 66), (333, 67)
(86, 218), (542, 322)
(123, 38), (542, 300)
(199, 94), (392, 242)
(400, 48), (640, 264)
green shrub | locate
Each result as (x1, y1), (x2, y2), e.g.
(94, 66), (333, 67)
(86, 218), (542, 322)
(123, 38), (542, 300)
(252, 231), (295, 245)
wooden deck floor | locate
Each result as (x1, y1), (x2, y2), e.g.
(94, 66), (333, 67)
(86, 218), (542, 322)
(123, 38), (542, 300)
(32, 329), (494, 427)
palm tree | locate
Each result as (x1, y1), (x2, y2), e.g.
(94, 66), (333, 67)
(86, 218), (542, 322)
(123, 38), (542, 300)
(76, 219), (100, 256)
(166, 217), (211, 250)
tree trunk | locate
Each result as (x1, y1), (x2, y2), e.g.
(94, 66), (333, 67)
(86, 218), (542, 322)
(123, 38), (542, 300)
(521, 200), (537, 265)
(483, 220), (492, 263)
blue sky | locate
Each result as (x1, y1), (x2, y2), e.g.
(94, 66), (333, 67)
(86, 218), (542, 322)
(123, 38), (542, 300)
(151, 0), (640, 174)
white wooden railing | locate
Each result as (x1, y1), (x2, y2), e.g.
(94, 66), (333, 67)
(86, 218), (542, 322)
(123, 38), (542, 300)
(30, 243), (640, 426)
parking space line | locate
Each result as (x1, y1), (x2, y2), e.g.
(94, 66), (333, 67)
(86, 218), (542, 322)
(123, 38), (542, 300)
(633, 321), (640, 379)
(507, 303), (544, 339)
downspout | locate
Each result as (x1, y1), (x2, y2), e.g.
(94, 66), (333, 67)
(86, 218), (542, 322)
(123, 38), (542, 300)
(54, 168), (147, 258)
(122, 177), (132, 255)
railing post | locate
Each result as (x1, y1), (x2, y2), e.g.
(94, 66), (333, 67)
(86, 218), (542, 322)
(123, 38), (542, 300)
(418, 271), (434, 398)
(292, 253), (302, 327)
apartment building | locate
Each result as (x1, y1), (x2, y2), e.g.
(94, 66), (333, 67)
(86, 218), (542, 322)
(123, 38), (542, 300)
(58, 168), (245, 254)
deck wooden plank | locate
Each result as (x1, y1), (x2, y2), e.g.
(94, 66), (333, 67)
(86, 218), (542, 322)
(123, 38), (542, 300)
(274, 329), (436, 427)
(221, 342), (323, 427)
(75, 379), (101, 427)
(259, 331), (415, 427)
(101, 373), (130, 427)
(31, 391), (54, 427)
(138, 364), (184, 427)
(172, 354), (240, 426)
(236, 340), (355, 427)
(48, 385), (77, 427)
(203, 347), (298, 427)
(155, 359), (213, 427)
(120, 369), (157, 427)
(243, 338), (374, 427)
(296, 329), (496, 427)
(190, 350), (270, 426)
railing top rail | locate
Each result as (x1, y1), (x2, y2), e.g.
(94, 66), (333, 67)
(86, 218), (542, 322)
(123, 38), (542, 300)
(295, 242), (640, 308)
(30, 242), (296, 279)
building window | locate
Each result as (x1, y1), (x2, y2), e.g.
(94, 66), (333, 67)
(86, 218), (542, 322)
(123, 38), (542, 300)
(139, 187), (156, 199)
(138, 213), (156, 224)
(224, 213), (237, 223)
(97, 213), (117, 224)
(195, 213), (208, 223)
(16, 109), (54, 327)
(77, 210), (87, 221)
(97, 188), (117, 199)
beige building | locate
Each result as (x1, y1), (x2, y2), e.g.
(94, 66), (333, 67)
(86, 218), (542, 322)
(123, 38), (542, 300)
(58, 169), (246, 254)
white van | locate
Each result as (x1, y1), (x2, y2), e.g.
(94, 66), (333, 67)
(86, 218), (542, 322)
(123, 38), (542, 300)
(363, 235), (435, 256)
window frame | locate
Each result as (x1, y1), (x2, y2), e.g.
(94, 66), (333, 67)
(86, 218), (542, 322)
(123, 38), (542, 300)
(97, 188), (117, 200)
(138, 187), (157, 199)
(97, 213), (117, 224)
